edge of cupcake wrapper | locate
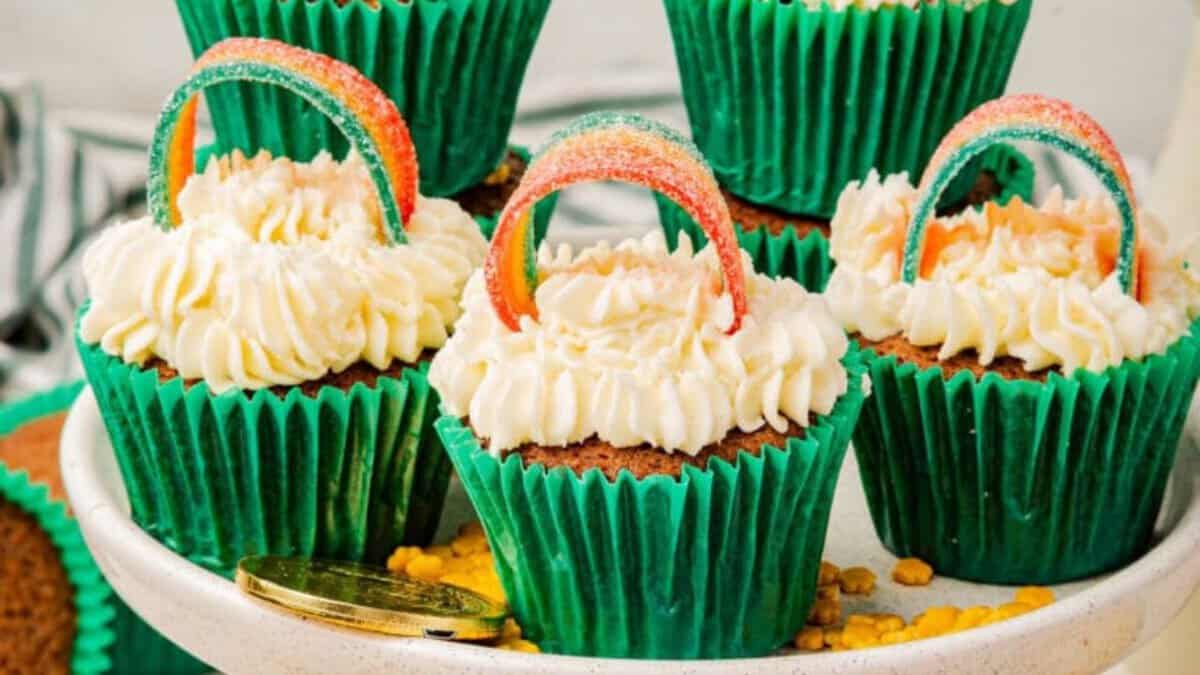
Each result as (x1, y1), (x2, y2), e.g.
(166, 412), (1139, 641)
(435, 351), (868, 657)
(852, 318), (1200, 583)
(74, 308), (449, 574)
(663, 0), (1033, 215)
(438, 348), (868, 488)
(0, 381), (116, 675)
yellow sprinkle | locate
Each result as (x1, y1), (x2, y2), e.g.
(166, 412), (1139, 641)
(442, 556), (475, 574)
(872, 614), (905, 633)
(501, 618), (522, 641)
(807, 596), (841, 626)
(823, 628), (843, 649)
(952, 606), (994, 632)
(816, 583), (840, 603)
(818, 561), (841, 586)
(497, 639), (539, 653)
(892, 558), (934, 586)
(912, 606), (960, 638)
(794, 626), (825, 651)
(405, 554), (444, 581)
(425, 545), (454, 560)
(1014, 586), (1055, 609)
(838, 567), (877, 595)
(841, 622), (882, 649)
(845, 614), (877, 627)
(451, 535), (489, 557)
(992, 601), (1035, 621)
(386, 546), (422, 573)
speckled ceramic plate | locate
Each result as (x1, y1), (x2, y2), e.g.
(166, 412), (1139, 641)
(63, 386), (1200, 675)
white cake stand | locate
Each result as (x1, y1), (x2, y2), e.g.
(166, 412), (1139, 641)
(61, 387), (1200, 675)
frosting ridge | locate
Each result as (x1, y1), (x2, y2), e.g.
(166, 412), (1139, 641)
(80, 150), (488, 392)
(430, 232), (850, 455)
(825, 170), (1200, 374)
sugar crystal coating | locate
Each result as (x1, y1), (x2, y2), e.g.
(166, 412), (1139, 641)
(904, 94), (1140, 297)
(148, 37), (419, 245)
(486, 112), (748, 333)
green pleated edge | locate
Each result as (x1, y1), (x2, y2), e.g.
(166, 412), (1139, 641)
(654, 144), (1034, 293)
(0, 383), (115, 675)
(75, 325), (449, 578)
(436, 353), (868, 659)
(1, 383), (209, 674)
(471, 145), (559, 244)
(853, 319), (1200, 585)
(662, 0), (1033, 216)
(175, 0), (551, 197)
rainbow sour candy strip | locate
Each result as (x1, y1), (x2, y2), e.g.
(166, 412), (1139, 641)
(147, 37), (419, 244)
(485, 112), (748, 333)
(903, 94), (1139, 295)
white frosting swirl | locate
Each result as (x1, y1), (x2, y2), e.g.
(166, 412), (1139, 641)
(80, 150), (488, 393)
(825, 170), (1200, 374)
(429, 232), (850, 456)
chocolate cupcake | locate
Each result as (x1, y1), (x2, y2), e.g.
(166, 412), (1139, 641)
(826, 95), (1200, 584)
(77, 39), (488, 575)
(431, 113), (867, 658)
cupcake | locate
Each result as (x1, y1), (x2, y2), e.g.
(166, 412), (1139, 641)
(431, 113), (867, 658)
(656, 144), (1034, 291)
(0, 383), (209, 675)
(825, 94), (1200, 584)
(662, 0), (1033, 218)
(175, 0), (552, 199)
(76, 39), (488, 576)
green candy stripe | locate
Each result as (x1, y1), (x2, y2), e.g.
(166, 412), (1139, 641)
(0, 381), (116, 675)
(903, 127), (1138, 294)
(147, 62), (408, 244)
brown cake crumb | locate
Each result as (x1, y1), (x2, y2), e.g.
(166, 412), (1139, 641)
(857, 333), (1051, 383)
(0, 413), (68, 503)
(0, 499), (76, 675)
(451, 150), (527, 219)
(724, 169), (1007, 240)
(147, 355), (429, 399)
(492, 419), (813, 481)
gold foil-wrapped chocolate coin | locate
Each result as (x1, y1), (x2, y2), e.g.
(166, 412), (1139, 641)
(236, 556), (507, 640)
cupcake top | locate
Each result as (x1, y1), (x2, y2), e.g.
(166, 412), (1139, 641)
(79, 37), (488, 393)
(81, 151), (486, 393)
(825, 95), (1200, 375)
(429, 113), (850, 455)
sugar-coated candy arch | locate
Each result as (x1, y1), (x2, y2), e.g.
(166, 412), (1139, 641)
(484, 112), (748, 334)
(903, 94), (1140, 297)
(147, 37), (419, 245)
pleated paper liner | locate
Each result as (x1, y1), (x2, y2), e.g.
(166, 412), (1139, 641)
(1, 384), (115, 675)
(656, 143), (1033, 292)
(662, 0), (1033, 216)
(1, 382), (211, 674)
(853, 320), (1200, 585)
(437, 354), (868, 659)
(76, 327), (450, 578)
(175, 0), (551, 197)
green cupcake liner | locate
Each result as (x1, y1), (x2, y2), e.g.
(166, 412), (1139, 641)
(76, 327), (449, 578)
(655, 144), (1034, 293)
(471, 145), (559, 244)
(1, 383), (210, 674)
(437, 355), (868, 659)
(1, 384), (115, 675)
(662, 0), (1033, 216)
(175, 0), (551, 197)
(853, 320), (1200, 585)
